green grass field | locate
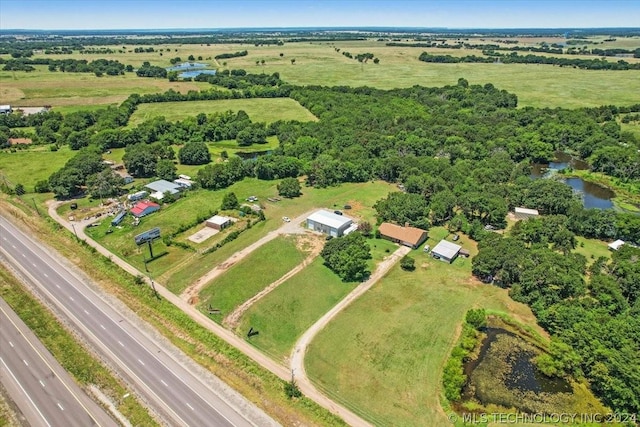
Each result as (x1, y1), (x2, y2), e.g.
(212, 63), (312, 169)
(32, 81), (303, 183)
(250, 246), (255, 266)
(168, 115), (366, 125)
(304, 244), (541, 426)
(197, 235), (308, 316)
(0, 145), (75, 191)
(128, 98), (318, 126)
(3, 39), (640, 110)
(237, 256), (358, 362)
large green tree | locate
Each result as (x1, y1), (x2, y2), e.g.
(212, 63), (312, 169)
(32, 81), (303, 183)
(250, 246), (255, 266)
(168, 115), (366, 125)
(321, 232), (371, 282)
(277, 177), (301, 198)
(178, 141), (210, 165)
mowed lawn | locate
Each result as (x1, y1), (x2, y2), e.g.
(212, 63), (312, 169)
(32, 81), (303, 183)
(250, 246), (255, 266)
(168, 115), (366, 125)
(197, 235), (308, 320)
(0, 146), (75, 191)
(237, 257), (358, 362)
(128, 98), (318, 126)
(305, 234), (541, 426)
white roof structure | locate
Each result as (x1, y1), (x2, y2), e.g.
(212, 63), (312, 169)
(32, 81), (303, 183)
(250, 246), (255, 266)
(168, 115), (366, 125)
(307, 210), (352, 229)
(432, 240), (462, 259)
(608, 239), (625, 251)
(514, 207), (539, 216)
(206, 215), (231, 226)
(145, 179), (181, 195)
(174, 178), (193, 188)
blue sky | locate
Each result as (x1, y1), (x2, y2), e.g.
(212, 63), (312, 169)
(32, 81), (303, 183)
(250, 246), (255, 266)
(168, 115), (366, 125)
(1, 0), (638, 30)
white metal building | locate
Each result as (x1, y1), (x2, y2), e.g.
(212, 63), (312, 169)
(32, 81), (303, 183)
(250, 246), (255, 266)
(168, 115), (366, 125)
(514, 207), (540, 220)
(608, 239), (625, 251)
(306, 210), (353, 237)
(431, 240), (462, 263)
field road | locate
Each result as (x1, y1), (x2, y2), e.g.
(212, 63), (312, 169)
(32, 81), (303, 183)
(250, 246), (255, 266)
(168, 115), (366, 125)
(290, 245), (411, 425)
(0, 215), (277, 427)
(181, 209), (317, 303)
(47, 202), (375, 426)
(0, 297), (118, 427)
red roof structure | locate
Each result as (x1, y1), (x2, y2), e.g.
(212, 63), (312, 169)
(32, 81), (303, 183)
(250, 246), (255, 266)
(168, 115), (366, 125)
(130, 201), (160, 218)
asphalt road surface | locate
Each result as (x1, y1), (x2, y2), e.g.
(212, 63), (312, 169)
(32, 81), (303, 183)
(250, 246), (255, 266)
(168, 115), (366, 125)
(0, 297), (118, 427)
(0, 215), (269, 427)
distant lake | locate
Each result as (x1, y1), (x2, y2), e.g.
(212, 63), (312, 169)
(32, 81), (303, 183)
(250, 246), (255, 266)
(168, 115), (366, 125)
(178, 69), (217, 78)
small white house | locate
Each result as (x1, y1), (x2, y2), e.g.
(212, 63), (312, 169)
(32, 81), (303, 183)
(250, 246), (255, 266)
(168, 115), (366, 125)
(608, 239), (625, 251)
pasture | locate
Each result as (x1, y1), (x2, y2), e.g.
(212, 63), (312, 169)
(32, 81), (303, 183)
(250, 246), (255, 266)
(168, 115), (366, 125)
(304, 241), (541, 426)
(2, 37), (640, 111)
(197, 235), (309, 320)
(0, 145), (75, 191)
(128, 98), (318, 126)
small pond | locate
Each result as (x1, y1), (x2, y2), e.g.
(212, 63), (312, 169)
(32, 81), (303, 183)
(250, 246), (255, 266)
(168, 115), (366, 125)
(531, 152), (614, 209)
(166, 62), (209, 71)
(463, 327), (571, 410)
(178, 69), (217, 79)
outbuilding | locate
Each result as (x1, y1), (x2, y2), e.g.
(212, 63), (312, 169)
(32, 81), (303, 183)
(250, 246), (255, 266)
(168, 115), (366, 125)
(608, 239), (625, 251)
(128, 190), (148, 202)
(513, 207), (540, 220)
(431, 240), (462, 263)
(378, 222), (428, 249)
(306, 210), (353, 237)
(111, 210), (126, 226)
(130, 201), (160, 218)
(206, 215), (232, 230)
(145, 179), (182, 196)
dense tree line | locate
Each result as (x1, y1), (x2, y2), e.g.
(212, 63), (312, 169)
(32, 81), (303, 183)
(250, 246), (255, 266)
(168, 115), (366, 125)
(214, 50), (248, 60)
(418, 52), (640, 70)
(472, 225), (640, 413)
(135, 61), (167, 78)
(0, 57), (129, 75)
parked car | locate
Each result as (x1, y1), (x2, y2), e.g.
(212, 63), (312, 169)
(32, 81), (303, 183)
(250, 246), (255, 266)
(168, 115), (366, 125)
(282, 216), (291, 222)
(325, 235), (333, 241)
(423, 244), (431, 253)
(334, 210), (343, 215)
(70, 203), (78, 210)
(343, 205), (352, 210)
(452, 234), (460, 241)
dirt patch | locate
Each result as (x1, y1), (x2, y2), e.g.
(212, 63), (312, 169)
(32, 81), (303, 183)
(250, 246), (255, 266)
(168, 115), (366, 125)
(295, 233), (323, 254)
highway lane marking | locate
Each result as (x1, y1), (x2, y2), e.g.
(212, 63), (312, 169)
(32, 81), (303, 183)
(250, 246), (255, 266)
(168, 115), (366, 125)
(100, 324), (106, 330)
(11, 244), (15, 248)
(69, 296), (74, 302)
(138, 359), (145, 366)
(39, 380), (45, 388)
(186, 403), (194, 411)
(0, 357), (52, 427)
(57, 403), (64, 411)
(55, 284), (61, 289)
(43, 273), (48, 278)
(160, 379), (168, 386)
(23, 360), (29, 366)
(84, 309), (89, 315)
(118, 341), (124, 347)
(21, 253), (25, 258)
(8, 341), (13, 348)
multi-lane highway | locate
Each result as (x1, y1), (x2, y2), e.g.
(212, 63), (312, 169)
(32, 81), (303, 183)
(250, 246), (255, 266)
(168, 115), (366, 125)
(0, 215), (276, 427)
(0, 297), (118, 427)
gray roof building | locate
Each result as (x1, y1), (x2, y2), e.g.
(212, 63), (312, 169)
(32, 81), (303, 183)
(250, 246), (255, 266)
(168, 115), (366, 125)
(145, 179), (181, 195)
(431, 240), (462, 263)
(306, 210), (353, 237)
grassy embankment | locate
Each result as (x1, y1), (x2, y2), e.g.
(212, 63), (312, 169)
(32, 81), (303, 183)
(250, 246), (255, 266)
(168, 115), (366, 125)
(0, 145), (75, 192)
(0, 266), (158, 426)
(3, 37), (640, 110)
(1, 196), (347, 427)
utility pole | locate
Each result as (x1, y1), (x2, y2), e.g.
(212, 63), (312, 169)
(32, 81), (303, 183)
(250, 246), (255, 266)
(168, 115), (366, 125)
(70, 222), (79, 240)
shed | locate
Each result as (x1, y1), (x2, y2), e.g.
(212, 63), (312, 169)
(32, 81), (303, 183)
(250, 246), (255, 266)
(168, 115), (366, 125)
(206, 215), (232, 230)
(378, 222), (428, 249)
(127, 191), (148, 202)
(431, 240), (462, 263)
(130, 201), (160, 218)
(145, 179), (181, 196)
(514, 207), (539, 220)
(608, 239), (625, 251)
(306, 210), (353, 237)
(111, 210), (126, 226)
